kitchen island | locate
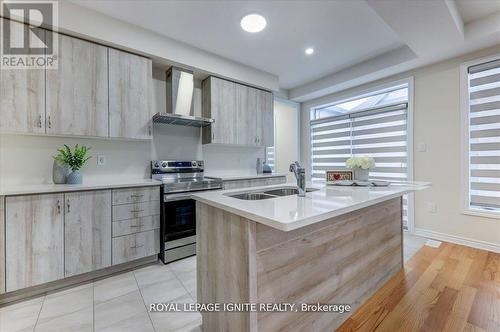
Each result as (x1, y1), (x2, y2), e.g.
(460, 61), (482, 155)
(192, 182), (428, 331)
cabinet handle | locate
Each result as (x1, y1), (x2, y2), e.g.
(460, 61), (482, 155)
(130, 194), (144, 198)
(130, 209), (144, 213)
(130, 222), (144, 228)
(66, 199), (70, 213)
(38, 115), (42, 128)
(57, 200), (61, 214)
(47, 115), (52, 129)
(130, 244), (144, 249)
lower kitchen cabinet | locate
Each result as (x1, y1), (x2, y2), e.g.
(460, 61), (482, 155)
(64, 190), (112, 277)
(5, 194), (64, 292)
(112, 229), (160, 265)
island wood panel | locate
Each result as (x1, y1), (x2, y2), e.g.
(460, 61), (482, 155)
(0, 196), (4, 294)
(196, 198), (402, 332)
(46, 33), (108, 137)
(196, 202), (258, 332)
(337, 242), (500, 332)
(109, 49), (152, 139)
(256, 197), (403, 332)
(64, 190), (112, 277)
(5, 194), (64, 292)
(0, 19), (45, 134)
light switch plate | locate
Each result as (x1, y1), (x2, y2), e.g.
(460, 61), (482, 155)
(97, 154), (106, 166)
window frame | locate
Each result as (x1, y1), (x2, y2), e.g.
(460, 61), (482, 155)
(309, 77), (415, 232)
(460, 54), (500, 219)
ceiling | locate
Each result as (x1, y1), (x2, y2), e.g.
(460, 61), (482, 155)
(71, 0), (403, 90)
(71, 0), (500, 102)
(456, 0), (500, 23)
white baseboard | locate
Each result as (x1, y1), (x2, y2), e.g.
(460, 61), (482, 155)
(414, 228), (500, 253)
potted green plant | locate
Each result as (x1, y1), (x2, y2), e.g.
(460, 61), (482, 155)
(53, 144), (91, 184)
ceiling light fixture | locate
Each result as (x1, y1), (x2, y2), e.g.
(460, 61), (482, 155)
(240, 14), (267, 33)
(305, 47), (315, 55)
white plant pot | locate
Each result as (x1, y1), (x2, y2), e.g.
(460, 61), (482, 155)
(353, 167), (369, 181)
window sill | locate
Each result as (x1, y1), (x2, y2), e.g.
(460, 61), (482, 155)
(461, 209), (500, 220)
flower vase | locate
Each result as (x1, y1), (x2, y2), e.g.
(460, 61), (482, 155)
(353, 167), (369, 181)
(52, 160), (71, 184)
(67, 170), (83, 184)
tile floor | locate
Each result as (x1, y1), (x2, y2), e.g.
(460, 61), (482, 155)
(0, 233), (427, 332)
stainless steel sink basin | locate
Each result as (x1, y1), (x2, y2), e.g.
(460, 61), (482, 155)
(263, 187), (318, 196)
(229, 193), (276, 200)
(227, 187), (319, 200)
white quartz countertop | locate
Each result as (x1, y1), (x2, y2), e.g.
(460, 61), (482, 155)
(192, 181), (430, 231)
(204, 172), (288, 181)
(0, 179), (162, 196)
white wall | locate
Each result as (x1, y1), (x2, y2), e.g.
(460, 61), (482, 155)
(300, 44), (500, 250)
(274, 99), (299, 182)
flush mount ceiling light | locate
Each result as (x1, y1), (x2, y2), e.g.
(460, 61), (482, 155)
(240, 14), (267, 33)
(305, 47), (315, 55)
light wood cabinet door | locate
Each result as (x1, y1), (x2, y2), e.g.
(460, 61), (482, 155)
(236, 83), (258, 146)
(64, 190), (112, 277)
(256, 89), (274, 147)
(46, 33), (108, 137)
(5, 194), (64, 292)
(112, 229), (160, 265)
(202, 77), (238, 144)
(0, 19), (45, 134)
(109, 49), (152, 139)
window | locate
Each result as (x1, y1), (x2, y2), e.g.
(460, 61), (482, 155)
(310, 84), (411, 228)
(266, 146), (275, 171)
(463, 58), (500, 215)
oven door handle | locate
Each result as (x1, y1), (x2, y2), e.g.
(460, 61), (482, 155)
(164, 193), (192, 202)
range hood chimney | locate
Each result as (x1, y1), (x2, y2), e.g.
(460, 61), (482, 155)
(153, 67), (214, 128)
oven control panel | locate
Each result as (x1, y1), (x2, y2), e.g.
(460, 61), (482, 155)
(152, 160), (204, 173)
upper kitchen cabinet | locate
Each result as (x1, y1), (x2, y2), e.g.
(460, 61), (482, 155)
(109, 49), (153, 139)
(46, 33), (108, 137)
(0, 19), (45, 134)
(202, 76), (274, 146)
(202, 76), (238, 144)
(256, 89), (274, 147)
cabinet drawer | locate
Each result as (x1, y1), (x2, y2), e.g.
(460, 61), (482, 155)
(222, 176), (287, 190)
(112, 186), (160, 205)
(112, 229), (160, 265)
(112, 215), (160, 237)
(112, 200), (160, 221)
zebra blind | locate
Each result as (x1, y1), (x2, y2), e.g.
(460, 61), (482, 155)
(467, 60), (500, 212)
(266, 146), (275, 171)
(311, 103), (409, 226)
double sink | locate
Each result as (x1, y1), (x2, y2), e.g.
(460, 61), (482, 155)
(227, 187), (318, 200)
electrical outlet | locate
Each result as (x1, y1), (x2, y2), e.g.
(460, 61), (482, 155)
(417, 143), (427, 152)
(97, 154), (106, 166)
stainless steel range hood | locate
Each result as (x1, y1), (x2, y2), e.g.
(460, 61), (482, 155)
(153, 67), (214, 128)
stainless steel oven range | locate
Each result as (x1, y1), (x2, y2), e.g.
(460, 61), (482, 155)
(152, 160), (222, 263)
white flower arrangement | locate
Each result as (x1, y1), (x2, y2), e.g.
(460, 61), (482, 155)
(345, 156), (375, 170)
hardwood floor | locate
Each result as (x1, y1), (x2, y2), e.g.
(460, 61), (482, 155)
(337, 242), (500, 332)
